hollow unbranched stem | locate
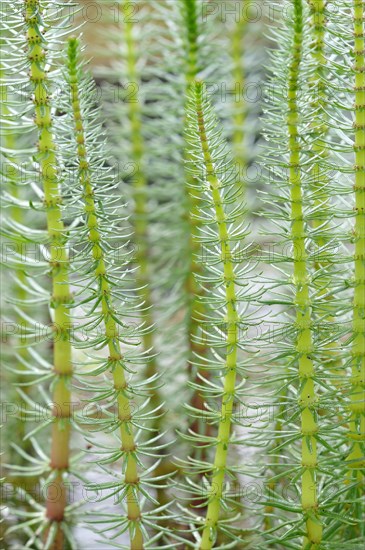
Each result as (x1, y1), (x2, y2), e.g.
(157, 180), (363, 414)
(66, 38), (144, 550)
(231, 14), (247, 202)
(182, 0), (212, 461)
(189, 81), (239, 550)
(121, 0), (157, 395)
(307, 0), (329, 268)
(307, 0), (343, 384)
(287, 1), (322, 547)
(1, 65), (32, 466)
(24, 2), (73, 546)
(121, 2), (171, 522)
(184, 0), (204, 370)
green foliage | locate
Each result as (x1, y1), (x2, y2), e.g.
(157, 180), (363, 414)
(0, 1), (364, 549)
(176, 80), (258, 549)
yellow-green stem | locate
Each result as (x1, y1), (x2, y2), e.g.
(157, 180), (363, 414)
(1, 67), (31, 464)
(184, 0), (204, 367)
(121, 0), (157, 391)
(121, 4), (171, 521)
(24, 2), (73, 545)
(190, 82), (239, 550)
(346, 0), (365, 483)
(307, 0), (343, 388)
(287, 1), (322, 547)
(67, 39), (143, 550)
(231, 14), (247, 200)
(182, 0), (211, 457)
(308, 0), (327, 207)
(307, 0), (329, 265)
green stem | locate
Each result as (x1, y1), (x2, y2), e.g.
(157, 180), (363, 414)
(307, 0), (327, 191)
(67, 38), (144, 550)
(307, 0), (329, 262)
(184, 0), (203, 366)
(182, 0), (211, 458)
(307, 0), (342, 384)
(120, 3), (171, 522)
(190, 82), (239, 550)
(231, 14), (247, 200)
(24, 2), (73, 546)
(1, 66), (31, 465)
(287, 1), (322, 547)
(346, 0), (365, 484)
(121, 0), (157, 392)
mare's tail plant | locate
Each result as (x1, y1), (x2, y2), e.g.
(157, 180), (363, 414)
(25, 1), (73, 532)
(176, 80), (259, 548)
(61, 37), (170, 549)
(258, 0), (364, 547)
(181, 0), (212, 457)
(119, 0), (157, 398)
(306, 0), (342, 382)
(0, 62), (33, 469)
(23, 4), (74, 543)
(177, 0), (243, 468)
(86, 0), (175, 516)
(99, 0), (158, 392)
(1, 1), (77, 547)
(229, 12), (247, 201)
(284, 3), (322, 543)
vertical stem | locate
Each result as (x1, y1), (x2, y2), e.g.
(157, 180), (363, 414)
(190, 82), (239, 550)
(121, 0), (157, 390)
(182, 0), (211, 457)
(307, 0), (328, 259)
(307, 0), (327, 201)
(184, 0), (203, 366)
(287, 1), (322, 547)
(120, 3), (171, 522)
(1, 67), (31, 465)
(67, 39), (143, 550)
(230, 14), (247, 200)
(307, 0), (342, 380)
(24, 2), (73, 546)
(346, 0), (365, 485)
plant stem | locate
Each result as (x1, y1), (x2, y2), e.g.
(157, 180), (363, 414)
(346, 0), (365, 486)
(190, 81), (239, 550)
(307, 0), (342, 384)
(67, 38), (143, 550)
(287, 1), (322, 547)
(184, 0), (204, 369)
(307, 0), (327, 182)
(307, 0), (329, 263)
(24, 2), (73, 545)
(120, 2), (172, 525)
(182, 0), (211, 460)
(230, 13), (247, 200)
(121, 0), (157, 392)
(1, 67), (31, 464)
